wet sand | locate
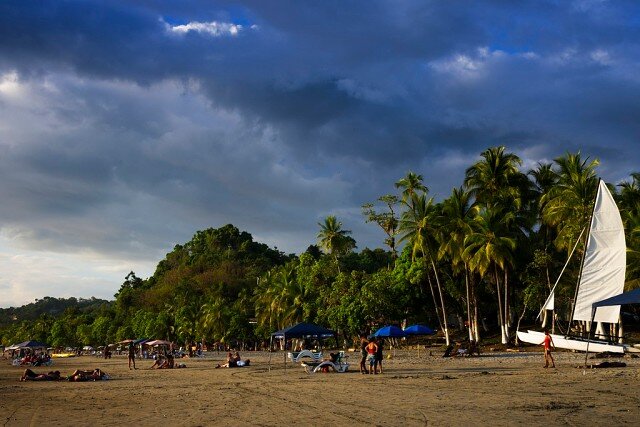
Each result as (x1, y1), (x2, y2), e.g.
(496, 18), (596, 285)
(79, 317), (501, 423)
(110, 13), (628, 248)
(1, 349), (639, 426)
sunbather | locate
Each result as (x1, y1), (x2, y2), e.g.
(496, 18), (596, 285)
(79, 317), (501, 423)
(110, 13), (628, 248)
(20, 369), (61, 381)
(67, 368), (109, 381)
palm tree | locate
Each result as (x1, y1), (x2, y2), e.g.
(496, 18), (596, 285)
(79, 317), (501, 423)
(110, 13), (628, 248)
(528, 162), (558, 329)
(439, 187), (477, 341)
(200, 297), (229, 344)
(464, 146), (524, 209)
(464, 146), (527, 342)
(395, 171), (428, 204)
(317, 216), (356, 271)
(541, 152), (599, 254)
(617, 173), (640, 289)
(618, 172), (640, 215)
(464, 206), (517, 344)
(399, 192), (450, 345)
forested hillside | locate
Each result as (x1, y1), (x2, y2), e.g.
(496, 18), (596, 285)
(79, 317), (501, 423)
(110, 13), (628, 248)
(2, 147), (639, 350)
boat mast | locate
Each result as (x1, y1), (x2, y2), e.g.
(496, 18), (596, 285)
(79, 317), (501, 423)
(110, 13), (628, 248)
(567, 178), (601, 338)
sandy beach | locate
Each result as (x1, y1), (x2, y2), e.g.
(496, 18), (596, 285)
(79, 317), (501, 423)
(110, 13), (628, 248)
(1, 349), (639, 426)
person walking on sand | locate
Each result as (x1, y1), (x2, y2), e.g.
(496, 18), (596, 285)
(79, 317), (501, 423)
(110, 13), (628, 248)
(128, 341), (137, 370)
(542, 329), (555, 368)
(359, 335), (369, 374)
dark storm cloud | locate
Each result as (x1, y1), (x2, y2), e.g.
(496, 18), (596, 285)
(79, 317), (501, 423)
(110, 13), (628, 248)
(0, 0), (638, 275)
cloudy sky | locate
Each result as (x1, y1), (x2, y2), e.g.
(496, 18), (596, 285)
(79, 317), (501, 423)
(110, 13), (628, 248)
(1, 1), (639, 307)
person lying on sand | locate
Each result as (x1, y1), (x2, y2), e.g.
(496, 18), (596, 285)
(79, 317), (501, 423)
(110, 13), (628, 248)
(20, 369), (61, 381)
(67, 369), (110, 381)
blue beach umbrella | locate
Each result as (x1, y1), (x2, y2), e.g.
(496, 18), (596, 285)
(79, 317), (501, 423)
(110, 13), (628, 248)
(370, 325), (407, 338)
(404, 325), (435, 335)
(370, 326), (406, 358)
(404, 324), (435, 357)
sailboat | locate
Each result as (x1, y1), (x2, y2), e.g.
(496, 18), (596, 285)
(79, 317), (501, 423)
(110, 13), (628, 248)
(517, 180), (629, 353)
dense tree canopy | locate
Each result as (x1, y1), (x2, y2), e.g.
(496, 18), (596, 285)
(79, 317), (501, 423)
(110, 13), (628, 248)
(2, 147), (639, 349)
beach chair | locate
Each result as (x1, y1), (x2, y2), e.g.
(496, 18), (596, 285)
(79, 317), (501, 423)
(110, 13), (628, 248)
(287, 349), (323, 363)
(301, 351), (349, 373)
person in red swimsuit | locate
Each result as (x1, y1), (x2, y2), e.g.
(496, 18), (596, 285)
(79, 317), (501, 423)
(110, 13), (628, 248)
(366, 339), (379, 374)
(542, 329), (555, 368)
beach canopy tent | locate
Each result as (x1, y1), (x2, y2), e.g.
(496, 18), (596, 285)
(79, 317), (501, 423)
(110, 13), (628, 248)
(271, 322), (336, 339)
(269, 322), (337, 371)
(592, 288), (640, 310)
(370, 325), (407, 338)
(14, 340), (48, 349)
(584, 288), (640, 369)
(404, 325), (435, 335)
(146, 340), (173, 347)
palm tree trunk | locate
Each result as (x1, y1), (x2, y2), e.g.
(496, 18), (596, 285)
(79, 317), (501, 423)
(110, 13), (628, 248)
(494, 265), (507, 344)
(471, 273), (480, 342)
(503, 268), (510, 342)
(515, 300), (528, 346)
(426, 272), (445, 337)
(465, 267), (473, 341)
(430, 255), (450, 346)
(545, 258), (555, 333)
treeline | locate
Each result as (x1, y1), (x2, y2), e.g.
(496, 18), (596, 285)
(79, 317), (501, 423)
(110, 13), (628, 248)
(1, 147), (639, 349)
(0, 297), (109, 327)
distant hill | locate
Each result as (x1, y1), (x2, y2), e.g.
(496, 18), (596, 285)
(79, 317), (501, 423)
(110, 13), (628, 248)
(0, 296), (110, 326)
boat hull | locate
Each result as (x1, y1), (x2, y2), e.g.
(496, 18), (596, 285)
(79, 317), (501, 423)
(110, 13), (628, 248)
(517, 330), (625, 354)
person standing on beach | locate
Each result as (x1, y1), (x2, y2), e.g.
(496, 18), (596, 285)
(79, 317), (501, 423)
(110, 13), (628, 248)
(542, 330), (555, 368)
(366, 339), (379, 374)
(375, 339), (384, 374)
(359, 336), (368, 374)
(128, 341), (137, 370)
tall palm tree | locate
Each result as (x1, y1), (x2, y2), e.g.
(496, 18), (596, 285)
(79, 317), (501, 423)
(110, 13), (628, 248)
(395, 171), (428, 204)
(399, 192), (450, 345)
(617, 173), (640, 289)
(439, 187), (477, 341)
(618, 173), (640, 216)
(528, 162), (558, 329)
(317, 216), (356, 271)
(200, 297), (229, 344)
(464, 146), (524, 209)
(464, 146), (527, 342)
(541, 152), (599, 254)
(464, 206), (517, 344)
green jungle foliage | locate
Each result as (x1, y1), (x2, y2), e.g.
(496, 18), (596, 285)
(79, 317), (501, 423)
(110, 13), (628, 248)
(1, 148), (639, 349)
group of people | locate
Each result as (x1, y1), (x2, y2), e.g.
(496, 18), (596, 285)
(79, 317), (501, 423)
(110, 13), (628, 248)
(20, 368), (109, 382)
(359, 336), (384, 374)
(148, 353), (187, 369)
(16, 352), (51, 366)
(215, 351), (250, 368)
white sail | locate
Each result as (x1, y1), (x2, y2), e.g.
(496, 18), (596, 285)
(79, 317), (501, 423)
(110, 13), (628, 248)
(572, 180), (626, 323)
(541, 291), (554, 311)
